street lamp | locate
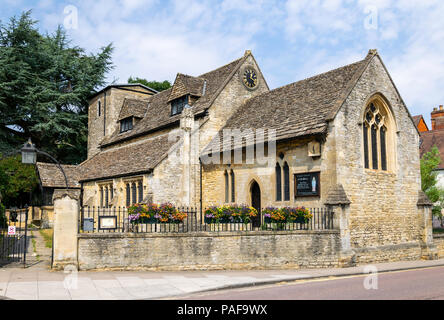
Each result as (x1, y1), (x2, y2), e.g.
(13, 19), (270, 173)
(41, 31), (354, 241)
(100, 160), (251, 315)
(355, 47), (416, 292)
(21, 138), (37, 165)
(20, 138), (69, 189)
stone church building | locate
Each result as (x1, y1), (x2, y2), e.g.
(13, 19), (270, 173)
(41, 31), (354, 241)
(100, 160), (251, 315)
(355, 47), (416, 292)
(70, 49), (434, 262)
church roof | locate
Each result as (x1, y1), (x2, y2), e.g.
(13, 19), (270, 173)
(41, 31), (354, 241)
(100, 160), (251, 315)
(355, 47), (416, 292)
(79, 133), (179, 182)
(203, 51), (376, 155)
(100, 55), (247, 147)
(168, 73), (206, 102)
(118, 98), (149, 121)
(36, 162), (81, 188)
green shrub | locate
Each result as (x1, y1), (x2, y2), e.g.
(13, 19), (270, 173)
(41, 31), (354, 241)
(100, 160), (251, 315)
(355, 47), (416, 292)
(0, 202), (6, 228)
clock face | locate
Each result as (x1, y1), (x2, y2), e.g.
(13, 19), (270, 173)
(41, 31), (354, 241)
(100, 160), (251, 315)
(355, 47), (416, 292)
(242, 67), (258, 89)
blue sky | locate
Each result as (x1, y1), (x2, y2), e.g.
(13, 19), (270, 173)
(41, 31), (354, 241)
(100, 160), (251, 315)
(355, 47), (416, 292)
(2, 0), (444, 126)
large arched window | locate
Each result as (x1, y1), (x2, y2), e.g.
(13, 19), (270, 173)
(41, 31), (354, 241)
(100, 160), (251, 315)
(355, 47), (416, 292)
(362, 97), (394, 171)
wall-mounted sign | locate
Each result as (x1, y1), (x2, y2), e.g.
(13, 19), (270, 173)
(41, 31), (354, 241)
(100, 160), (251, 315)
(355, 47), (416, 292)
(8, 226), (16, 235)
(98, 216), (117, 230)
(295, 172), (320, 197)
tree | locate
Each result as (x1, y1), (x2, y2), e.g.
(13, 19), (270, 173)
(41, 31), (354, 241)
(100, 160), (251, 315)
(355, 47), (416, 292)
(0, 155), (39, 208)
(0, 11), (114, 164)
(128, 76), (171, 92)
(420, 145), (444, 222)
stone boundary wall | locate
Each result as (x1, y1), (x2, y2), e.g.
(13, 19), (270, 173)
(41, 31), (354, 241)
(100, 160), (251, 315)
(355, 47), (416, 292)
(352, 242), (423, 264)
(77, 230), (341, 271)
(433, 234), (444, 258)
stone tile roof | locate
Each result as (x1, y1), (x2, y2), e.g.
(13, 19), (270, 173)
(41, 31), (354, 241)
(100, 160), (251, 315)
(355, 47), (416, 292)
(417, 190), (433, 206)
(89, 83), (157, 100)
(36, 162), (81, 188)
(101, 56), (246, 147)
(79, 133), (179, 182)
(203, 52), (373, 154)
(420, 129), (444, 169)
(168, 73), (206, 102)
(324, 184), (351, 206)
(118, 98), (149, 121)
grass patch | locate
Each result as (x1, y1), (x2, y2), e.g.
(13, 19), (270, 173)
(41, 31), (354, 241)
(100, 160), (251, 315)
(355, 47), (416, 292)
(39, 229), (53, 249)
(31, 231), (40, 261)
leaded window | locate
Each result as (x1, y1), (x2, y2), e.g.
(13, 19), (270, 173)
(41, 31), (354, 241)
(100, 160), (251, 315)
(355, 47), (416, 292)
(224, 170), (229, 203)
(131, 182), (137, 205)
(230, 170), (235, 203)
(126, 183), (130, 207)
(283, 162), (290, 201)
(171, 95), (188, 116)
(105, 186), (109, 208)
(363, 101), (391, 171)
(120, 117), (133, 133)
(276, 163), (282, 201)
(138, 182), (143, 203)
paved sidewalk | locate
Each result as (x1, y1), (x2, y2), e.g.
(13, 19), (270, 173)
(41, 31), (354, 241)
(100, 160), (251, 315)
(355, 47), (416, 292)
(1, 259), (444, 300)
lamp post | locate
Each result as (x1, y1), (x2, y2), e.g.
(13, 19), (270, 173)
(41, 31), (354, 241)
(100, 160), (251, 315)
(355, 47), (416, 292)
(20, 138), (69, 189)
(20, 138), (70, 270)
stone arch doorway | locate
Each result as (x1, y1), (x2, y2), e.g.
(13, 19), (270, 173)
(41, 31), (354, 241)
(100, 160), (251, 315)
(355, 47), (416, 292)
(250, 180), (261, 228)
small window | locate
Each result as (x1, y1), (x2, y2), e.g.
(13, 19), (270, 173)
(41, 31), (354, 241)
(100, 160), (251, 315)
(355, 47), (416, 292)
(100, 187), (103, 207)
(131, 182), (137, 205)
(276, 163), (282, 201)
(126, 184), (130, 207)
(120, 117), (133, 133)
(171, 95), (188, 116)
(98, 100), (101, 117)
(138, 182), (143, 203)
(283, 162), (290, 201)
(224, 171), (229, 203)
(105, 186), (109, 208)
(230, 170), (235, 203)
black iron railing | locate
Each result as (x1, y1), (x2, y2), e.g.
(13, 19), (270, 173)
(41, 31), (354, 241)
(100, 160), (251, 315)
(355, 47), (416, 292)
(79, 206), (335, 234)
(1, 208), (29, 267)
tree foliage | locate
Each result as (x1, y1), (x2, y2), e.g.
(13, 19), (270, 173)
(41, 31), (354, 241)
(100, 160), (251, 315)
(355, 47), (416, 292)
(128, 76), (171, 92)
(0, 11), (114, 164)
(420, 145), (444, 217)
(0, 155), (39, 208)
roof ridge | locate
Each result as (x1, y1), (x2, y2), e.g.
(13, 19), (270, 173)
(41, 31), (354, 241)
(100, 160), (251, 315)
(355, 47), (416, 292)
(244, 56), (369, 102)
(176, 72), (205, 80)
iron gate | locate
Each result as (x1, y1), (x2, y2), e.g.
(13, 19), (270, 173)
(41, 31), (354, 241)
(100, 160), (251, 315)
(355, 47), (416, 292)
(0, 208), (28, 267)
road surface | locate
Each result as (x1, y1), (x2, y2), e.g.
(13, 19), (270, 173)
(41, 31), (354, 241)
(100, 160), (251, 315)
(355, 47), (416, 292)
(182, 266), (444, 300)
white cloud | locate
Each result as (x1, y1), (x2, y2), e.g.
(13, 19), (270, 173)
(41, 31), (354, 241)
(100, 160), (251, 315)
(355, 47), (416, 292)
(28, 0), (444, 124)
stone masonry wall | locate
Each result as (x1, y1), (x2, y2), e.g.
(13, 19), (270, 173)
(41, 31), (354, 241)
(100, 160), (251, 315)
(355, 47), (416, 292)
(202, 137), (333, 209)
(77, 230), (341, 271)
(333, 56), (422, 252)
(87, 87), (153, 159)
(434, 235), (444, 258)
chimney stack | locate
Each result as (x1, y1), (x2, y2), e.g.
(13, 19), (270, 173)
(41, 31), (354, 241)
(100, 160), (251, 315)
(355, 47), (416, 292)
(431, 105), (444, 130)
